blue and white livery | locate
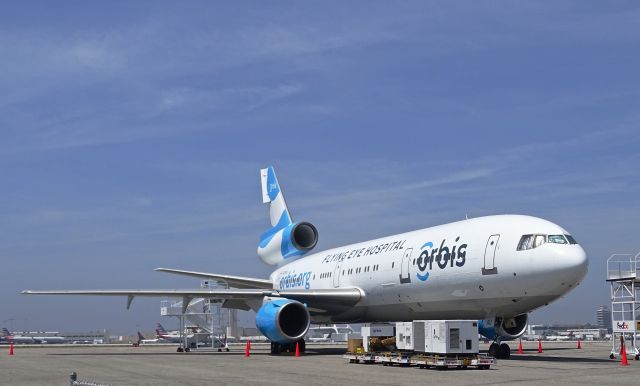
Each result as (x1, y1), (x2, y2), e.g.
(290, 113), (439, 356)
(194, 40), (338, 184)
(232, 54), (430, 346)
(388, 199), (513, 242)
(23, 166), (588, 358)
(257, 166), (318, 265)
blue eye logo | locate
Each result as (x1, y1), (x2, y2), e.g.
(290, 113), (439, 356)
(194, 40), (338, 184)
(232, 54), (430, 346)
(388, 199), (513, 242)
(416, 242), (433, 281)
(415, 237), (468, 283)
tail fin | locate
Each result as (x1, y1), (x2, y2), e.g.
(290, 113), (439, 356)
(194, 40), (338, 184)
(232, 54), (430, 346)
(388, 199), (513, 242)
(257, 166), (318, 265)
(137, 331), (145, 342)
(260, 166), (292, 228)
(2, 327), (11, 337)
(156, 323), (167, 334)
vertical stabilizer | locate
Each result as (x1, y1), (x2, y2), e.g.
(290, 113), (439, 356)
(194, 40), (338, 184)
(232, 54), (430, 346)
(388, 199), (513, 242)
(260, 166), (292, 227)
(258, 166), (318, 265)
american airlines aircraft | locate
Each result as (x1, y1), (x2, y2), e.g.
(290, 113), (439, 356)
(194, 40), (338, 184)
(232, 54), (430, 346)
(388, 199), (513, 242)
(2, 328), (67, 344)
(23, 166), (588, 358)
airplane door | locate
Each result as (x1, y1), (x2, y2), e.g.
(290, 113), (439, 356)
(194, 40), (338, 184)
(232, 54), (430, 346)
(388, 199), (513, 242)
(333, 261), (342, 287)
(399, 248), (413, 284)
(482, 234), (500, 275)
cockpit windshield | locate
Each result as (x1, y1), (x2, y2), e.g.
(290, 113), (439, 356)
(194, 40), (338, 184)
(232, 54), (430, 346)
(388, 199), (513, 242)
(548, 235), (568, 244)
(517, 234), (578, 250)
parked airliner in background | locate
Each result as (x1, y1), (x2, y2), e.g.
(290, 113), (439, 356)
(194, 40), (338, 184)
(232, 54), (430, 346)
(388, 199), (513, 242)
(1, 328), (67, 344)
(136, 331), (161, 345)
(23, 166), (588, 358)
(155, 323), (190, 343)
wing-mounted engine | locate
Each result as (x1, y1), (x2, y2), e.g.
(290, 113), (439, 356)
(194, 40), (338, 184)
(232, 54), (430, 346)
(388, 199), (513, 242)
(478, 314), (528, 340)
(255, 298), (311, 343)
(257, 166), (318, 265)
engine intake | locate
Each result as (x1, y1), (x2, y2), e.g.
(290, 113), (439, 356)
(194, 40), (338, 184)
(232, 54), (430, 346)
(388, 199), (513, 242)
(289, 222), (318, 251)
(478, 314), (528, 340)
(255, 299), (310, 343)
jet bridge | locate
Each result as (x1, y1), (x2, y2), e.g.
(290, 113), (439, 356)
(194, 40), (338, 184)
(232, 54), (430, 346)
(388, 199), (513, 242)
(607, 253), (640, 359)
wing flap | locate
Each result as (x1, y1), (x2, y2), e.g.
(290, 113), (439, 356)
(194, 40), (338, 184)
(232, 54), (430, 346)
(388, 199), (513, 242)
(154, 268), (273, 289)
(21, 287), (364, 313)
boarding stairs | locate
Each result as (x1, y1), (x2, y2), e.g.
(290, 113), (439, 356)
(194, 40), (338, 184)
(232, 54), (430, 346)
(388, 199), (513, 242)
(607, 253), (640, 359)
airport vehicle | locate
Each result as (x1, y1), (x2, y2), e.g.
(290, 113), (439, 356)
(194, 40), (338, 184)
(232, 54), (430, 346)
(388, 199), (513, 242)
(23, 166), (588, 358)
(1, 328), (67, 344)
(346, 320), (493, 370)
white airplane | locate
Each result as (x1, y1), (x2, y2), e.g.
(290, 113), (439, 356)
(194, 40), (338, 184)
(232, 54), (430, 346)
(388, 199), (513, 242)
(23, 166), (588, 358)
(1, 328), (67, 344)
(136, 331), (162, 345)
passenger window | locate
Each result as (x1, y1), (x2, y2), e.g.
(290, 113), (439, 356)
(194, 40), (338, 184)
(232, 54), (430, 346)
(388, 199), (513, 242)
(548, 235), (568, 244)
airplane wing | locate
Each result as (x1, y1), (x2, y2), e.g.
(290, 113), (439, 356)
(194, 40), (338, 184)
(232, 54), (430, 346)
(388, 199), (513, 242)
(154, 268), (273, 289)
(21, 287), (363, 314)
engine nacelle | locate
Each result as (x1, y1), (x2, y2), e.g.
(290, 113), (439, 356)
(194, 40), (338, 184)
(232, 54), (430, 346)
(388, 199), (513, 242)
(257, 221), (318, 265)
(478, 314), (528, 341)
(255, 299), (311, 343)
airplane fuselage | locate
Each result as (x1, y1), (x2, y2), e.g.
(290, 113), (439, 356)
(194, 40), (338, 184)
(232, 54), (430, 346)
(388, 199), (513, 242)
(270, 214), (587, 323)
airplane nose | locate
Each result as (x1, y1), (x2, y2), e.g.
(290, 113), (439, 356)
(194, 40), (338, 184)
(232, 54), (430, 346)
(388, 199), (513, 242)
(556, 245), (588, 284)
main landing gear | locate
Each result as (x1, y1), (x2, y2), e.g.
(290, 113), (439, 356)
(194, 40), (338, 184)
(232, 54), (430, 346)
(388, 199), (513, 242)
(270, 339), (306, 355)
(489, 342), (511, 359)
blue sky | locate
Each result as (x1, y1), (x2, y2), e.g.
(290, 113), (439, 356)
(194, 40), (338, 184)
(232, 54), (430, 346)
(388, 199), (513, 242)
(1, 1), (639, 333)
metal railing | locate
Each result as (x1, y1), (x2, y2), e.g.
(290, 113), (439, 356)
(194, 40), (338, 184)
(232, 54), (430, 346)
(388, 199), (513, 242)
(607, 253), (640, 281)
(69, 371), (112, 386)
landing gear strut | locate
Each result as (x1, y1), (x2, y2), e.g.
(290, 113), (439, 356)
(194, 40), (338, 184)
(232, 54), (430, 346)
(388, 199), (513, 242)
(489, 342), (511, 359)
(270, 339), (306, 355)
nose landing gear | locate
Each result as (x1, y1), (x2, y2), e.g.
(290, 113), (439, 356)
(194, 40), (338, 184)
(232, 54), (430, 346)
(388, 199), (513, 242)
(489, 342), (511, 359)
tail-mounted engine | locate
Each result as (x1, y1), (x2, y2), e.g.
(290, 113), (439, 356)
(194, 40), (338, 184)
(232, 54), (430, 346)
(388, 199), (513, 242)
(258, 221), (318, 265)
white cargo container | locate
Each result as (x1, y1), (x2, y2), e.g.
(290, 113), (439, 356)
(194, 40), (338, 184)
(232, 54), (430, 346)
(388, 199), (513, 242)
(410, 320), (479, 355)
(361, 323), (395, 352)
(395, 322), (414, 351)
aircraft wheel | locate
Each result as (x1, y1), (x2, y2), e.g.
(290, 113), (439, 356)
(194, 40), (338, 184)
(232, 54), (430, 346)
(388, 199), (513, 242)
(609, 353), (615, 359)
(489, 343), (499, 358)
(298, 339), (306, 353)
(499, 343), (511, 359)
(270, 342), (281, 355)
(226, 348), (230, 352)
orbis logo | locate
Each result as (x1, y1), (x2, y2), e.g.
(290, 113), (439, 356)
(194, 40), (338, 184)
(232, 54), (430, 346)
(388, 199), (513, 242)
(279, 271), (311, 289)
(416, 237), (467, 281)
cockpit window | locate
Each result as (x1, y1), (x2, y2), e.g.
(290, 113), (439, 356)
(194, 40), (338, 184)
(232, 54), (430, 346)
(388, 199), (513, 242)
(565, 234), (578, 245)
(534, 235), (546, 248)
(548, 235), (568, 244)
(517, 235), (533, 250)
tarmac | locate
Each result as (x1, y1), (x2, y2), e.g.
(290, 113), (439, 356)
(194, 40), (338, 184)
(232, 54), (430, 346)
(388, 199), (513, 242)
(0, 341), (638, 385)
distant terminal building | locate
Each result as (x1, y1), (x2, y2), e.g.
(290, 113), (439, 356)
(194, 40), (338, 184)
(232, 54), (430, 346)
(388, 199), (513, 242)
(64, 330), (109, 344)
(596, 305), (613, 333)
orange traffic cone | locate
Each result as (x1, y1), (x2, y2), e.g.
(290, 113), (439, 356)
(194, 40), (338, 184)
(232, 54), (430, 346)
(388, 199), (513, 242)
(8, 342), (14, 356)
(577, 339), (581, 349)
(620, 336), (629, 366)
(295, 341), (300, 357)
(244, 341), (251, 358)
(537, 340), (543, 353)
(517, 339), (524, 354)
